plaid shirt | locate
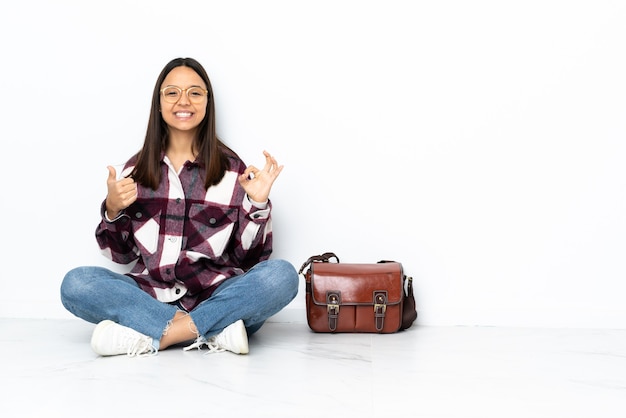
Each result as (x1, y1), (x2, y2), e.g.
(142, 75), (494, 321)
(96, 153), (273, 311)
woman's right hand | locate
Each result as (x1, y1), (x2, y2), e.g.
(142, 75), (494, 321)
(105, 166), (137, 219)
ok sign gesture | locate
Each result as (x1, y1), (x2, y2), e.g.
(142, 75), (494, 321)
(238, 150), (284, 203)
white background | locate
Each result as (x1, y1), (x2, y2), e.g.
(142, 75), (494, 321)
(1, 0), (624, 328)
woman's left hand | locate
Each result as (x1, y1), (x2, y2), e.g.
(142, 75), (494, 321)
(238, 150), (284, 203)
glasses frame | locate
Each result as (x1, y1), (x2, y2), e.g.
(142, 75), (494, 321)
(160, 85), (209, 104)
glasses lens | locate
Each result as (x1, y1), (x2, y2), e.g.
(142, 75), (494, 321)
(162, 87), (181, 103)
(187, 87), (207, 103)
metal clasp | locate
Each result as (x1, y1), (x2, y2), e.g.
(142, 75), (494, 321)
(327, 293), (340, 314)
(373, 291), (388, 332)
(374, 292), (387, 313)
(326, 292), (341, 332)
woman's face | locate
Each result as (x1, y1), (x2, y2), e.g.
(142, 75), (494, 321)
(159, 66), (208, 134)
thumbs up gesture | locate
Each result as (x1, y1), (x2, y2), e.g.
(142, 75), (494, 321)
(105, 166), (137, 219)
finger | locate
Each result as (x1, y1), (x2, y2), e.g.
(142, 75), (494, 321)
(268, 155), (281, 175)
(124, 183), (138, 197)
(126, 187), (138, 203)
(243, 165), (257, 178)
(245, 165), (256, 173)
(262, 151), (278, 172)
(270, 156), (280, 172)
(262, 150), (272, 163)
(117, 177), (136, 188)
(107, 166), (117, 183)
(272, 164), (284, 179)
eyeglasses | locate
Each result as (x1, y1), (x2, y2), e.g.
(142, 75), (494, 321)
(160, 86), (209, 104)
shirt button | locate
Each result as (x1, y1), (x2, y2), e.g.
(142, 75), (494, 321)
(176, 198), (181, 203)
(209, 218), (216, 225)
(169, 237), (177, 243)
(175, 288), (181, 294)
(135, 212), (143, 219)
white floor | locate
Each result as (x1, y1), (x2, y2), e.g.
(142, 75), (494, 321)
(2, 318), (626, 418)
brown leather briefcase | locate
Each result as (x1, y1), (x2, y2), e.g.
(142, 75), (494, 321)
(299, 252), (417, 333)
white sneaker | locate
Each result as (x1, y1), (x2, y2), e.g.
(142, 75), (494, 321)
(183, 319), (249, 354)
(91, 320), (156, 357)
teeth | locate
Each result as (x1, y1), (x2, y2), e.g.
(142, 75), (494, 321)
(176, 112), (192, 117)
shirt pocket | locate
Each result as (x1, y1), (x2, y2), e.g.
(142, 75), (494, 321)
(188, 204), (238, 258)
(129, 200), (163, 254)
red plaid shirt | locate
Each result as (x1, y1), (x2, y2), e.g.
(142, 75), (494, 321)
(96, 153), (273, 311)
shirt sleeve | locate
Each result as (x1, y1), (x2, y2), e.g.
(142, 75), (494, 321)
(229, 189), (273, 271)
(95, 200), (140, 264)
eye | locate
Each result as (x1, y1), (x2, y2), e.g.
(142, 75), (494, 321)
(189, 88), (205, 98)
(162, 87), (180, 98)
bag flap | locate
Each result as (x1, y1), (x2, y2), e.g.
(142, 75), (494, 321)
(310, 262), (404, 306)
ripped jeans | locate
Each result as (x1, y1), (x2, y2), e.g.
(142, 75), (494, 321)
(60, 259), (299, 349)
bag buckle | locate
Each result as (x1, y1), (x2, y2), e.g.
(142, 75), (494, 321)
(326, 292), (341, 332)
(374, 303), (387, 314)
(373, 291), (388, 332)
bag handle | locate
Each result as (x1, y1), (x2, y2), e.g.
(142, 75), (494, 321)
(298, 252), (340, 275)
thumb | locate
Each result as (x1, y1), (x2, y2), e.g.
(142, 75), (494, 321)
(106, 165), (117, 182)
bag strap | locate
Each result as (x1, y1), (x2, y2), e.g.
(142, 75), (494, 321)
(298, 252), (340, 275)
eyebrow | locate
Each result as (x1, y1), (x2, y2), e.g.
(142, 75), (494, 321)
(163, 84), (205, 88)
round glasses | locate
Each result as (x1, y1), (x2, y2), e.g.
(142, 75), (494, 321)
(160, 86), (209, 104)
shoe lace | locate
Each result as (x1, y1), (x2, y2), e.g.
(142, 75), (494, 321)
(183, 336), (225, 354)
(126, 336), (157, 357)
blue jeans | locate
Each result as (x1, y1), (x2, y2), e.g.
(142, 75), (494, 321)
(60, 259), (299, 348)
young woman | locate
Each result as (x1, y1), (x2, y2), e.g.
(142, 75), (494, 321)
(60, 57), (299, 357)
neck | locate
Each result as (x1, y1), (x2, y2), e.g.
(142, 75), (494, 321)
(166, 131), (198, 171)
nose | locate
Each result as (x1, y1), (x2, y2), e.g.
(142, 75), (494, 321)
(178, 91), (191, 105)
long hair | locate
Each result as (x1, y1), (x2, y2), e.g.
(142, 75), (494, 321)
(130, 57), (235, 190)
